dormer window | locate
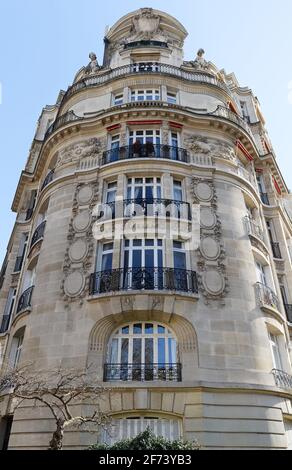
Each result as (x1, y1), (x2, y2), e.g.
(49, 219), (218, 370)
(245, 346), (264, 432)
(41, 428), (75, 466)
(114, 93), (123, 106)
(167, 91), (177, 104)
(131, 89), (160, 102)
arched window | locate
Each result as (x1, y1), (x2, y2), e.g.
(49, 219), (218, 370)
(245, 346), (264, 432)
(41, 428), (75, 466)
(105, 322), (180, 382)
(103, 415), (182, 445)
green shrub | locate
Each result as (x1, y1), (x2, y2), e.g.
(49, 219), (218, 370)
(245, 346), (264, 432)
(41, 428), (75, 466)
(89, 427), (200, 450)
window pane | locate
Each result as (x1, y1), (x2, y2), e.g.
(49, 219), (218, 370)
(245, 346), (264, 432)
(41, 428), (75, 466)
(110, 338), (119, 363)
(132, 250), (142, 268)
(158, 325), (165, 333)
(134, 324), (142, 334)
(158, 338), (165, 364)
(133, 338), (142, 364)
(121, 339), (129, 364)
(145, 323), (154, 334)
(122, 326), (129, 334)
(145, 338), (153, 364)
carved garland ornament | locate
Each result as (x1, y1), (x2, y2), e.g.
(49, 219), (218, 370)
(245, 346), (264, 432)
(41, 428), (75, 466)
(61, 182), (99, 304)
(193, 177), (228, 304)
(56, 138), (102, 169)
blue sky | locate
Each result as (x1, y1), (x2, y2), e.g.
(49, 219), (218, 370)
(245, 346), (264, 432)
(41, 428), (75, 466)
(1, 0), (292, 263)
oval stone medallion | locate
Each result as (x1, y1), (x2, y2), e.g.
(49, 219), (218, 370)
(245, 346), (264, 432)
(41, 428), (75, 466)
(202, 270), (225, 296)
(73, 211), (91, 232)
(200, 207), (217, 229)
(195, 182), (213, 202)
(64, 272), (85, 297)
(77, 185), (94, 205)
(200, 237), (221, 260)
(69, 239), (88, 263)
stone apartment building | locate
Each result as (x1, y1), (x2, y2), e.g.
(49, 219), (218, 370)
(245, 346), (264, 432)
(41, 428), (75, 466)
(0, 8), (292, 449)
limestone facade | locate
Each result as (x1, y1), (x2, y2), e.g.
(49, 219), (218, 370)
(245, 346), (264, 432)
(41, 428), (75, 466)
(0, 8), (292, 449)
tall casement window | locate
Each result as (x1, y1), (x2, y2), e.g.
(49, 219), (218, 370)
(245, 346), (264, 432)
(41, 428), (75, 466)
(109, 134), (120, 161)
(125, 177), (161, 217)
(14, 233), (28, 272)
(95, 242), (114, 293)
(0, 288), (17, 333)
(129, 129), (161, 146)
(131, 89), (160, 102)
(106, 322), (178, 382)
(9, 328), (25, 369)
(103, 181), (117, 218)
(255, 261), (267, 286)
(167, 91), (177, 104)
(123, 239), (163, 290)
(269, 332), (283, 371)
(256, 174), (270, 205)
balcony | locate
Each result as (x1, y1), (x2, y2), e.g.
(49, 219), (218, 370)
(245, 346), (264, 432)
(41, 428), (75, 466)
(102, 144), (189, 166)
(90, 268), (198, 296)
(41, 170), (54, 191)
(104, 363), (182, 382)
(284, 304), (292, 323)
(260, 192), (270, 205)
(14, 256), (24, 273)
(272, 369), (292, 390)
(45, 110), (83, 139)
(271, 242), (282, 259)
(255, 282), (280, 312)
(244, 216), (264, 241)
(97, 198), (192, 221)
(63, 62), (233, 103)
(124, 40), (168, 50)
(16, 286), (34, 314)
(30, 221), (46, 249)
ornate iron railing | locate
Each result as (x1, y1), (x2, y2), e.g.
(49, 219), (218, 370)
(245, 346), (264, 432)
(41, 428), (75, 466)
(271, 242), (282, 259)
(102, 144), (189, 165)
(90, 268), (198, 295)
(244, 216), (264, 241)
(45, 110), (83, 138)
(284, 304), (292, 323)
(104, 363), (182, 382)
(16, 286), (34, 314)
(209, 105), (253, 137)
(41, 170), (54, 191)
(97, 198), (192, 221)
(255, 282), (280, 312)
(30, 221), (46, 248)
(124, 40), (168, 49)
(272, 369), (292, 390)
(63, 62), (232, 102)
(14, 256), (24, 273)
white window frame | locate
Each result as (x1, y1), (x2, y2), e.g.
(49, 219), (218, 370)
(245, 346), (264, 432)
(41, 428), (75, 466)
(167, 91), (177, 104)
(131, 89), (160, 102)
(269, 332), (283, 371)
(129, 129), (161, 145)
(113, 93), (124, 106)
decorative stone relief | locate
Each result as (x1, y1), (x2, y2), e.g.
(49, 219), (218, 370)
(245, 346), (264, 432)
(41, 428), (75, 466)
(56, 138), (102, 169)
(62, 182), (99, 303)
(193, 177), (228, 304)
(184, 135), (237, 163)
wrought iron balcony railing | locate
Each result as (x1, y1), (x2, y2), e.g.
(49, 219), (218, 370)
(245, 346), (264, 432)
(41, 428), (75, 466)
(90, 268), (198, 296)
(124, 40), (168, 50)
(244, 216), (264, 241)
(16, 286), (34, 314)
(64, 62), (233, 102)
(14, 256), (25, 273)
(30, 221), (46, 248)
(97, 198), (192, 221)
(271, 242), (282, 259)
(41, 170), (54, 191)
(102, 144), (189, 165)
(260, 192), (270, 205)
(255, 282), (280, 312)
(284, 304), (292, 323)
(45, 110), (83, 138)
(272, 369), (292, 390)
(104, 363), (182, 382)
